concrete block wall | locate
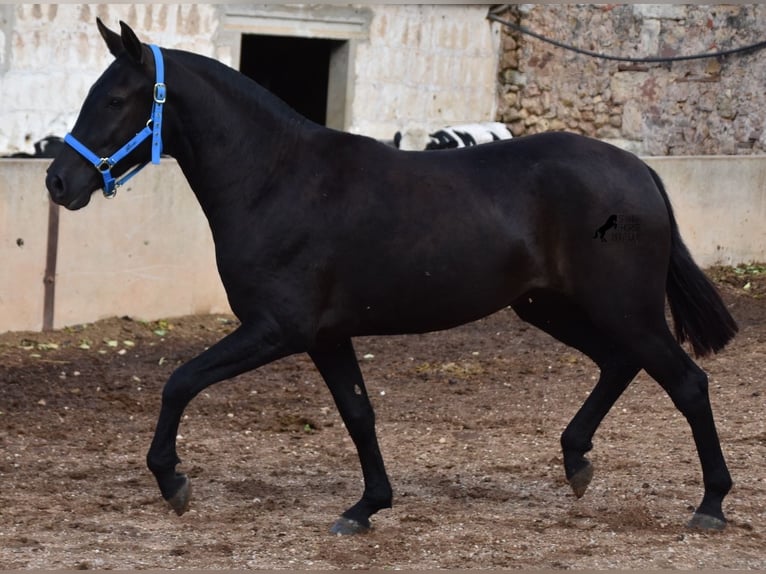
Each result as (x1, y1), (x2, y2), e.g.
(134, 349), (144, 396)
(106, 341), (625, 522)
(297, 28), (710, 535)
(2, 155), (764, 334)
(0, 160), (49, 331)
(1, 159), (229, 333)
(646, 156), (766, 264)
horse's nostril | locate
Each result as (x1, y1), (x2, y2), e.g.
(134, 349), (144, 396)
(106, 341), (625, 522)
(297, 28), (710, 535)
(45, 172), (65, 201)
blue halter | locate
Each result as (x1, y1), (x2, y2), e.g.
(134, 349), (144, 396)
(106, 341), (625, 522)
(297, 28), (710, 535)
(64, 44), (166, 198)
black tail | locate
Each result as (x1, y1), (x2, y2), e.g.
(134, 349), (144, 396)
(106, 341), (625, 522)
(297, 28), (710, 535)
(649, 167), (738, 357)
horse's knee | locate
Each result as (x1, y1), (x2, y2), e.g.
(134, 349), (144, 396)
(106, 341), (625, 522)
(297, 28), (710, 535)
(161, 364), (197, 406)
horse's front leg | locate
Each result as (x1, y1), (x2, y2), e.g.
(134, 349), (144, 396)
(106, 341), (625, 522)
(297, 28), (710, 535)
(146, 321), (291, 515)
(309, 339), (393, 534)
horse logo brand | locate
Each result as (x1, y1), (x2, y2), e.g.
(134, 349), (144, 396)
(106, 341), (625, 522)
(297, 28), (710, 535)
(593, 214), (640, 243)
(593, 214), (618, 241)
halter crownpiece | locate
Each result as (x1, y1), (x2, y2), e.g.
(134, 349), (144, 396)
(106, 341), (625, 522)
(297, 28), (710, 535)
(64, 44), (166, 198)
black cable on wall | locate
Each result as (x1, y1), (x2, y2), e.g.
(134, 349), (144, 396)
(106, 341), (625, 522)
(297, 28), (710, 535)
(487, 5), (766, 64)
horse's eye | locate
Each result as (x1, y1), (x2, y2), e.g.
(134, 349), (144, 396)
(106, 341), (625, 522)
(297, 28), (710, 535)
(107, 97), (124, 109)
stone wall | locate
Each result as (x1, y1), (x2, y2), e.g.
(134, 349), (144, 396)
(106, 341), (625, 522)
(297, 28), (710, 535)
(496, 4), (766, 155)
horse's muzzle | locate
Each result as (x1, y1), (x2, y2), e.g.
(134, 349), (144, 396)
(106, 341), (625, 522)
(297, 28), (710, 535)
(45, 171), (91, 210)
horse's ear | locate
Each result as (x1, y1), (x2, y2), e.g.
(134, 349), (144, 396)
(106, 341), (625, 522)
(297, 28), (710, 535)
(119, 20), (144, 64)
(96, 18), (144, 64)
(97, 17), (124, 58)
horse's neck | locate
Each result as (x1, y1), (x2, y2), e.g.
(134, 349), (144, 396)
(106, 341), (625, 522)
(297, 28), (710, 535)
(163, 51), (310, 219)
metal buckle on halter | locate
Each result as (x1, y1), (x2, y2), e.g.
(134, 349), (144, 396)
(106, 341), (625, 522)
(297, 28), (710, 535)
(96, 158), (113, 172)
(153, 83), (167, 104)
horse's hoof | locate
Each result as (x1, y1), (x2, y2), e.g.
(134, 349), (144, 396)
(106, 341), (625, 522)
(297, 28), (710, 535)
(568, 461), (594, 498)
(687, 512), (726, 531)
(330, 516), (370, 535)
(166, 474), (192, 516)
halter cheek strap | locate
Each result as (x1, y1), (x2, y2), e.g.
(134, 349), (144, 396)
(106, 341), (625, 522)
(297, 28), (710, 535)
(64, 44), (166, 198)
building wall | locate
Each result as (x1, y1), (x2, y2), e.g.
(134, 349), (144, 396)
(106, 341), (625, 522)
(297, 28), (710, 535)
(0, 3), (501, 154)
(497, 4), (766, 155)
(5, 4), (766, 156)
(0, 4), (224, 155)
(350, 4), (501, 142)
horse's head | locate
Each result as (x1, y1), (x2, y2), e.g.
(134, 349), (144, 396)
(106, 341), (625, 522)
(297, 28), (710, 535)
(46, 19), (159, 209)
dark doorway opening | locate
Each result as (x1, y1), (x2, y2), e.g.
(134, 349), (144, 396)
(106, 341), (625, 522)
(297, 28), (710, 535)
(239, 34), (344, 126)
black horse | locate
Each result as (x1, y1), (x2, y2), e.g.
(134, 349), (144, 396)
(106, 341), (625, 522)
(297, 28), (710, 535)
(46, 20), (738, 534)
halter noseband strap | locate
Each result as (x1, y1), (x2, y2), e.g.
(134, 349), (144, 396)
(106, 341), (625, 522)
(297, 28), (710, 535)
(64, 44), (166, 198)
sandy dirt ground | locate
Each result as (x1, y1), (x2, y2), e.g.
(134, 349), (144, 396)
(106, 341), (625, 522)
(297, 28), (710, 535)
(1, 266), (764, 569)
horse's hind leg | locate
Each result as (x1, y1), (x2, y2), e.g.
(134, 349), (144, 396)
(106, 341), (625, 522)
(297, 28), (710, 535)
(516, 290), (731, 528)
(309, 338), (393, 534)
(579, 266), (733, 530)
(623, 325), (732, 529)
(513, 292), (640, 498)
